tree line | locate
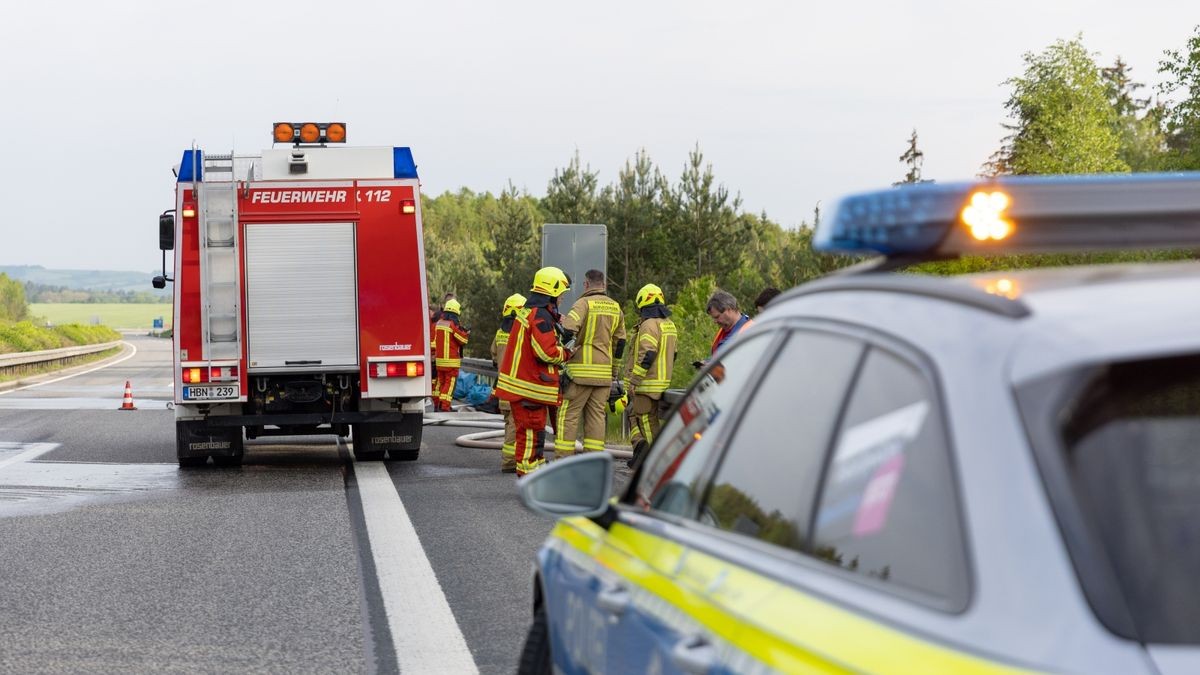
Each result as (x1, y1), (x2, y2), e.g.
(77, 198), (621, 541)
(422, 146), (849, 377)
(23, 282), (170, 304)
(423, 26), (1200, 373)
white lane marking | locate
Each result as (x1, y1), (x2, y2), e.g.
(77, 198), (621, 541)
(0, 443), (59, 471)
(355, 462), (479, 674)
(0, 342), (138, 397)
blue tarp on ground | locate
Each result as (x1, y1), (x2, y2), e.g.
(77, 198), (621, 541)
(453, 372), (493, 406)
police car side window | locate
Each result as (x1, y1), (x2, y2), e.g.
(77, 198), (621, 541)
(698, 330), (863, 552)
(812, 347), (969, 608)
(632, 332), (775, 519)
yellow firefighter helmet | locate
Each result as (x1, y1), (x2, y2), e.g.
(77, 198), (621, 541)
(532, 267), (570, 298)
(636, 283), (666, 308)
(502, 293), (527, 317)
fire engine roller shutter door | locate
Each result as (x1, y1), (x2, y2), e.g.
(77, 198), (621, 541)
(245, 222), (360, 370)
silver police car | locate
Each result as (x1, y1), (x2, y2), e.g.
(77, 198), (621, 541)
(518, 173), (1200, 674)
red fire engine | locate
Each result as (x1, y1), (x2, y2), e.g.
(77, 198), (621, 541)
(154, 122), (429, 466)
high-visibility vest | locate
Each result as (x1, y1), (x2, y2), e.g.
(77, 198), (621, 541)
(496, 305), (566, 405)
(434, 316), (469, 368)
(562, 290), (627, 386)
(626, 317), (678, 397)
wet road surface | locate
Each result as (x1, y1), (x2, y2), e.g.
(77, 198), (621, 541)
(0, 334), (556, 674)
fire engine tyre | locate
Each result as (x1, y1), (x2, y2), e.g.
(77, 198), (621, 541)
(517, 607), (552, 675)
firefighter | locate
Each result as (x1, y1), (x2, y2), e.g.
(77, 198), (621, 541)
(495, 267), (570, 477)
(623, 283), (677, 468)
(433, 298), (470, 412)
(555, 270), (626, 458)
(491, 293), (526, 473)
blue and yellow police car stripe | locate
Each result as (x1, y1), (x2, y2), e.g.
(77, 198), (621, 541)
(546, 516), (1033, 674)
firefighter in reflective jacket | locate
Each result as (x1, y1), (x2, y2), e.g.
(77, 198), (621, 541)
(433, 298), (469, 412)
(491, 293), (526, 473)
(555, 269), (626, 457)
(623, 283), (677, 467)
(496, 267), (570, 477)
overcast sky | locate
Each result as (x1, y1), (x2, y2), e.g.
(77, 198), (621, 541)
(1, 0), (1194, 272)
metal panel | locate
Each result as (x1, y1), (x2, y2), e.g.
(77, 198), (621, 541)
(259, 147), (395, 180)
(245, 222), (359, 371)
(541, 224), (607, 310)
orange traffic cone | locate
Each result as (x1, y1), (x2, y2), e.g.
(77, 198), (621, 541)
(118, 380), (138, 411)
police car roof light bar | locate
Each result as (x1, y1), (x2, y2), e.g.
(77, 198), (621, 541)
(816, 172), (1200, 258)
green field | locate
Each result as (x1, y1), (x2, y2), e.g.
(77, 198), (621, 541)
(29, 304), (172, 329)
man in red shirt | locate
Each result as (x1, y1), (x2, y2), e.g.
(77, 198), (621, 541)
(707, 290), (753, 357)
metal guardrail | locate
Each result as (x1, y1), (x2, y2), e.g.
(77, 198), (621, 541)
(0, 341), (123, 377)
(459, 356), (684, 405)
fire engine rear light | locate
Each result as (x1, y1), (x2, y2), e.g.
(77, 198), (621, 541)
(182, 367), (208, 384)
(211, 366), (239, 382)
(182, 203), (197, 218)
(369, 361), (424, 378)
(401, 199), (416, 215)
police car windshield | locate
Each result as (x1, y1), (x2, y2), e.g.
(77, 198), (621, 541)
(1053, 353), (1200, 644)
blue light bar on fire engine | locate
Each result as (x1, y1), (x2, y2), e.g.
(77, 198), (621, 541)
(816, 172), (1200, 257)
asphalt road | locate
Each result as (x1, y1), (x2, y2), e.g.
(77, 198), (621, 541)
(0, 334), (559, 674)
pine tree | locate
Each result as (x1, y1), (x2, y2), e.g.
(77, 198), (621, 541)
(543, 150), (599, 224)
(1158, 25), (1200, 168)
(1103, 57), (1165, 171)
(895, 129), (926, 184)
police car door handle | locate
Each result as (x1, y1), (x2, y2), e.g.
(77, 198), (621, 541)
(670, 635), (716, 674)
(596, 584), (630, 615)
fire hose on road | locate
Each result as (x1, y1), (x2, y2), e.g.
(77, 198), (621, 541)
(422, 410), (634, 459)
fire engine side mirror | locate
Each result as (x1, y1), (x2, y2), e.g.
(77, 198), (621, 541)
(152, 276), (167, 290)
(159, 213), (175, 251)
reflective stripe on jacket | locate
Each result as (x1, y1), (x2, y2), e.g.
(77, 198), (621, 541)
(496, 305), (566, 405)
(490, 328), (509, 364)
(434, 316), (469, 368)
(625, 317), (677, 397)
(562, 290), (627, 386)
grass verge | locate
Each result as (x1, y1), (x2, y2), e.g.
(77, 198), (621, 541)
(29, 303), (171, 330)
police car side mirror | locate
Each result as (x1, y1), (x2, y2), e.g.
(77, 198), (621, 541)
(519, 453), (614, 521)
(159, 213), (175, 251)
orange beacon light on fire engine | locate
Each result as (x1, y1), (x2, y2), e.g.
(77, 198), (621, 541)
(272, 122), (347, 145)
